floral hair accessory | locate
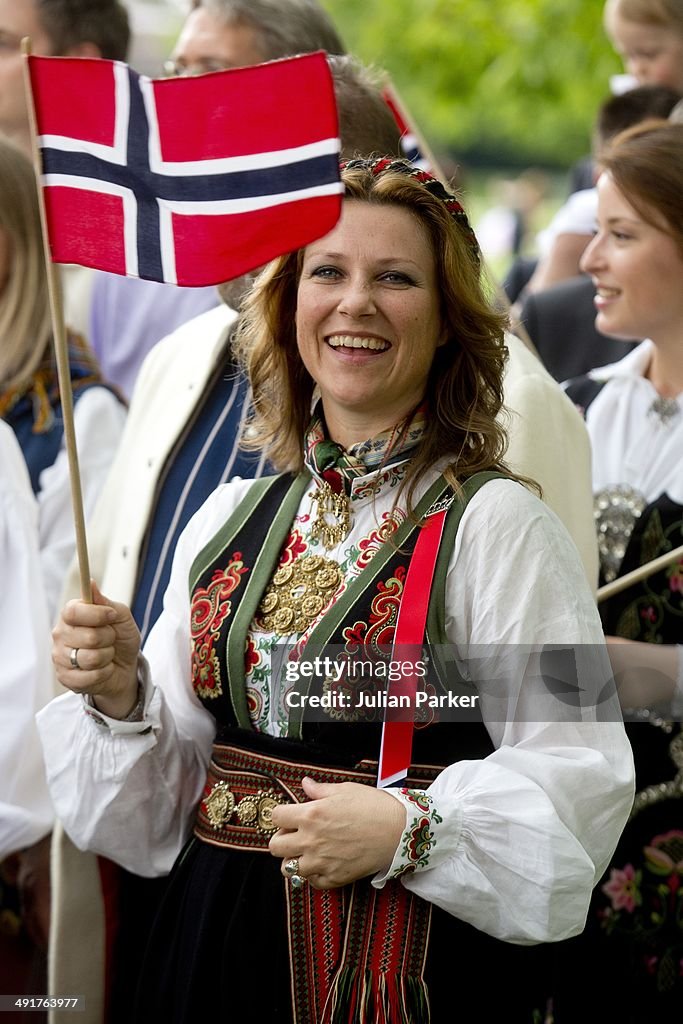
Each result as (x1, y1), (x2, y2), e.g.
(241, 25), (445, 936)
(341, 156), (480, 268)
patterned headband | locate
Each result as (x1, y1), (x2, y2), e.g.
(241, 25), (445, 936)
(341, 156), (481, 268)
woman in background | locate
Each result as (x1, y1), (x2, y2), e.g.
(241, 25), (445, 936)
(557, 119), (683, 1022)
(0, 420), (53, 1013)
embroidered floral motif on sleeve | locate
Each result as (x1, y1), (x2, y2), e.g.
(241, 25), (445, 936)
(391, 789), (443, 878)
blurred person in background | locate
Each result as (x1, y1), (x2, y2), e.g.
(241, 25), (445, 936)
(522, 83), (680, 298)
(0, 421), (53, 1016)
(604, 0), (683, 93)
(475, 169), (548, 270)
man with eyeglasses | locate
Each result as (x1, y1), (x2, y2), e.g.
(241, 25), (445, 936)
(165, 0), (344, 78)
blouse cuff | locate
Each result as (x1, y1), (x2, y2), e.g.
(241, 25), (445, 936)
(81, 656), (157, 736)
(372, 787), (461, 887)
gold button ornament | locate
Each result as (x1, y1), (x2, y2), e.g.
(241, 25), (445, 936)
(257, 554), (342, 635)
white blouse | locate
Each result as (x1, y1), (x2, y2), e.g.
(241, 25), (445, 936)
(38, 467), (634, 944)
(584, 340), (683, 504)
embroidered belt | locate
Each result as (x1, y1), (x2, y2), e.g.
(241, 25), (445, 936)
(194, 743), (440, 852)
(194, 743), (441, 1024)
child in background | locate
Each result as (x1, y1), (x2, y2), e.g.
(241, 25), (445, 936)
(605, 0), (683, 92)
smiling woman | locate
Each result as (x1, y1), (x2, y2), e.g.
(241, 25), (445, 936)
(40, 158), (634, 1023)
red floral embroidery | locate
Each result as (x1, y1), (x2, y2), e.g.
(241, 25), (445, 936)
(355, 514), (400, 569)
(395, 793), (442, 875)
(278, 529), (307, 566)
(245, 635), (260, 674)
(246, 686), (263, 722)
(407, 817), (434, 860)
(342, 567), (406, 652)
(191, 554), (248, 699)
(399, 789), (431, 814)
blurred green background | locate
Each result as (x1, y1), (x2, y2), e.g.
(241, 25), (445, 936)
(322, 0), (621, 170)
(131, 0), (622, 276)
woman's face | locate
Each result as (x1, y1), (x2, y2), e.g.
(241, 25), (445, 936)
(606, 9), (683, 91)
(580, 171), (683, 344)
(295, 199), (445, 447)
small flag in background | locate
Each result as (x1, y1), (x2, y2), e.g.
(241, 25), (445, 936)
(381, 83), (433, 174)
(27, 51), (343, 286)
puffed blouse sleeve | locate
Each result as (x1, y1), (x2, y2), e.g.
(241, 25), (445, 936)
(373, 479), (635, 944)
(36, 479), (256, 877)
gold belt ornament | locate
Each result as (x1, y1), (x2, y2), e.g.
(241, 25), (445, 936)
(204, 780), (284, 836)
(257, 553), (342, 635)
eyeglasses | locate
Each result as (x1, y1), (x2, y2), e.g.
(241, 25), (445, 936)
(162, 58), (233, 78)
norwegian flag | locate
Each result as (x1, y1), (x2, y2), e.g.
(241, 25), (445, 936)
(27, 52), (343, 286)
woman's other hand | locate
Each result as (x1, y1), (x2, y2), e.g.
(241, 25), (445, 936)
(607, 636), (679, 711)
(51, 580), (141, 719)
(269, 777), (406, 889)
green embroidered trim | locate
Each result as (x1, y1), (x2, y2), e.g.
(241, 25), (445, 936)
(188, 475), (283, 594)
(225, 474), (311, 728)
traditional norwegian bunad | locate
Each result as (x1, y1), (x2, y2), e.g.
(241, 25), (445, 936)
(555, 343), (683, 1022)
(39, 420), (633, 1023)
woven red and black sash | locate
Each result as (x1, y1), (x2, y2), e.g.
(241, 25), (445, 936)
(194, 742), (438, 1023)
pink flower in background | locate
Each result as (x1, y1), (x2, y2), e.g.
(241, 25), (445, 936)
(668, 562), (683, 593)
(602, 863), (641, 913)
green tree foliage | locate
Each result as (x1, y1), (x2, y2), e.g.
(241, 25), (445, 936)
(323, 0), (623, 166)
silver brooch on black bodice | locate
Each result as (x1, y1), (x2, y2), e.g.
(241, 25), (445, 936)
(594, 485), (647, 583)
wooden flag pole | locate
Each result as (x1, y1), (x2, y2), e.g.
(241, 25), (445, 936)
(381, 74), (540, 360)
(597, 543), (683, 604)
(22, 39), (92, 602)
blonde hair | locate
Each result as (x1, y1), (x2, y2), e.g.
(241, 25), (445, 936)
(605, 0), (683, 32)
(236, 161), (512, 512)
(0, 140), (52, 389)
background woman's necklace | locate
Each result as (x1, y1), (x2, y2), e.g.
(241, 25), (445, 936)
(648, 395), (680, 426)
